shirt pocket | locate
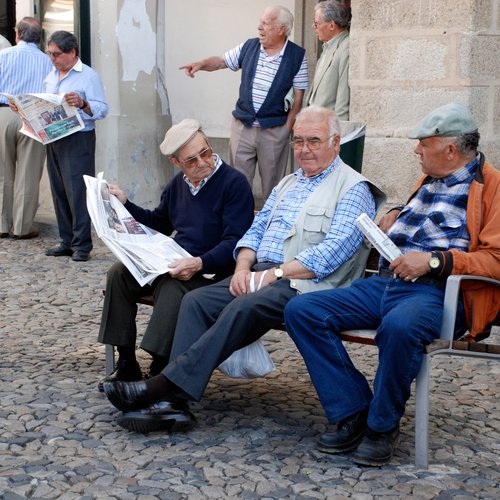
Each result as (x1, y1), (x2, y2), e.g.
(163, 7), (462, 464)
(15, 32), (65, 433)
(302, 206), (334, 244)
(410, 211), (464, 249)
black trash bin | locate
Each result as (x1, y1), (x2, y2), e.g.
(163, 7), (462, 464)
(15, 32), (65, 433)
(339, 121), (366, 173)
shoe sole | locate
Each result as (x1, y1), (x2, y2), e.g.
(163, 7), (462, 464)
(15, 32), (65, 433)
(318, 431), (365, 454)
(117, 412), (196, 433)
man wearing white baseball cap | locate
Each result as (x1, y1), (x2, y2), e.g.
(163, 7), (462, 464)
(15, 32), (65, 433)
(98, 119), (254, 395)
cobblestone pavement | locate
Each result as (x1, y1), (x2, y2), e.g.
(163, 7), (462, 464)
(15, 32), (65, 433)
(1, 215), (499, 499)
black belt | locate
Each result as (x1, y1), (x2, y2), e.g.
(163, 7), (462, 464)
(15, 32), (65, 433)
(0, 103), (9, 107)
(378, 268), (445, 289)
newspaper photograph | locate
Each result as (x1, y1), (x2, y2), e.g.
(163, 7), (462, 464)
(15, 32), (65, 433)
(0, 92), (84, 144)
(84, 172), (193, 286)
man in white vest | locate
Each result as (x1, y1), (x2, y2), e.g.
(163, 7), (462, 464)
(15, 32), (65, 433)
(102, 105), (386, 433)
(307, 1), (351, 120)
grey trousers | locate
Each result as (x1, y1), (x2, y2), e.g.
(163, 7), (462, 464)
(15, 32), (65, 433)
(163, 265), (297, 401)
(98, 262), (213, 359)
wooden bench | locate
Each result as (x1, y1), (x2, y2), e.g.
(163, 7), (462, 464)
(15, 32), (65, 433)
(104, 274), (499, 468)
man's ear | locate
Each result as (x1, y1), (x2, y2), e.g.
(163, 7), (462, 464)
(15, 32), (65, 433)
(169, 156), (181, 169)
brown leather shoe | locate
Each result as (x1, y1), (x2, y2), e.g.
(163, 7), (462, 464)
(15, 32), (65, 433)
(12, 231), (39, 240)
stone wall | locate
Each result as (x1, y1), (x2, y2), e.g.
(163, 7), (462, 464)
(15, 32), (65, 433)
(349, 0), (500, 206)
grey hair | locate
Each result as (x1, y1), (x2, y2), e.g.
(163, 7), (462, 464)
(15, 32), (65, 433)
(16, 17), (42, 44)
(295, 105), (341, 145)
(314, 0), (351, 29)
(451, 130), (480, 157)
(270, 6), (294, 37)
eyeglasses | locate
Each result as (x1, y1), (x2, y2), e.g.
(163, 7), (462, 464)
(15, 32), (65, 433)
(179, 146), (213, 168)
(46, 50), (64, 58)
(291, 134), (337, 150)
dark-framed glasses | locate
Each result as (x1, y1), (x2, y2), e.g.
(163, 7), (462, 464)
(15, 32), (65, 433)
(291, 134), (337, 150)
(179, 146), (213, 168)
(46, 50), (64, 58)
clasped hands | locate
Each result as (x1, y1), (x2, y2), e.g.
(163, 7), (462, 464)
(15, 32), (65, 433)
(229, 268), (275, 297)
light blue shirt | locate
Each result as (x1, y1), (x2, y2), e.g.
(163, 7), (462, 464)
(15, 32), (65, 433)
(236, 157), (376, 280)
(0, 41), (53, 104)
(44, 58), (108, 131)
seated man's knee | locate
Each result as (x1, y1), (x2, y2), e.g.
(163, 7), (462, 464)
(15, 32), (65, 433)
(107, 261), (127, 281)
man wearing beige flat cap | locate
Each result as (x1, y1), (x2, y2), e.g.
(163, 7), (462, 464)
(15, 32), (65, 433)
(97, 119), (254, 390)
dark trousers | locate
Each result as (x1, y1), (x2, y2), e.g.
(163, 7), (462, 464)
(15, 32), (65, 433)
(98, 262), (214, 359)
(46, 130), (96, 252)
(163, 265), (297, 401)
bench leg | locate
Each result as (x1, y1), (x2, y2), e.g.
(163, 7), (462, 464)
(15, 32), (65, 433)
(105, 344), (115, 375)
(414, 353), (430, 468)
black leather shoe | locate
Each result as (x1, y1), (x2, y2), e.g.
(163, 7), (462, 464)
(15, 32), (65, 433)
(98, 359), (143, 392)
(352, 425), (400, 467)
(1, 232), (10, 238)
(318, 408), (368, 454)
(71, 251), (90, 262)
(103, 380), (157, 412)
(117, 400), (196, 433)
(46, 245), (73, 257)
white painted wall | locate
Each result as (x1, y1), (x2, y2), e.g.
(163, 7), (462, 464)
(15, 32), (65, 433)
(164, 0), (295, 138)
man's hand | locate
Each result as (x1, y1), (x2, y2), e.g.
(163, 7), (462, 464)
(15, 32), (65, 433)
(378, 209), (400, 233)
(229, 269), (252, 297)
(64, 91), (85, 108)
(8, 102), (19, 113)
(108, 184), (127, 204)
(389, 251), (432, 281)
(169, 257), (203, 281)
(179, 62), (202, 78)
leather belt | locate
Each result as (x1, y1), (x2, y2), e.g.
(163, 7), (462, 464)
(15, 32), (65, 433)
(378, 268), (445, 289)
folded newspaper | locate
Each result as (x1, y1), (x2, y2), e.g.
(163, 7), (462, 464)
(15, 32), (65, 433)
(84, 172), (193, 286)
(1, 92), (84, 144)
(355, 213), (402, 263)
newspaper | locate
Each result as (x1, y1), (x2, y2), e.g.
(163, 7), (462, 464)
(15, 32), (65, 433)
(355, 213), (402, 263)
(1, 92), (84, 144)
(84, 172), (193, 286)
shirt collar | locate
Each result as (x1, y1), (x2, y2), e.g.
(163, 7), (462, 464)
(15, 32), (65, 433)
(440, 154), (480, 187)
(261, 39), (288, 58)
(323, 31), (346, 50)
(183, 154), (222, 195)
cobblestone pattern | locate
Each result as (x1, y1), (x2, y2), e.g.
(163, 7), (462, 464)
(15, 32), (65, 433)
(0, 219), (499, 499)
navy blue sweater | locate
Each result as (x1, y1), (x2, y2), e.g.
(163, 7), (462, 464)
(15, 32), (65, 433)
(124, 162), (254, 278)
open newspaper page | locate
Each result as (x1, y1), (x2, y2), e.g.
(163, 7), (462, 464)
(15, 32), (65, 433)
(0, 92), (84, 144)
(84, 172), (192, 286)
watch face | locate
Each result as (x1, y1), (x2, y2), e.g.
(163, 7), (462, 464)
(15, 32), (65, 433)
(429, 257), (440, 269)
(274, 267), (284, 278)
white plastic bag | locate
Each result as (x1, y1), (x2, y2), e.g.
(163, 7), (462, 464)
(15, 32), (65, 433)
(217, 340), (276, 379)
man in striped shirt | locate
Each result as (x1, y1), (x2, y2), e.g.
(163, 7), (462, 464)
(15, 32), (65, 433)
(180, 5), (308, 200)
(0, 17), (53, 239)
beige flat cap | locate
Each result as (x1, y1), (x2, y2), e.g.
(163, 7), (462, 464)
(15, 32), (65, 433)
(159, 118), (202, 155)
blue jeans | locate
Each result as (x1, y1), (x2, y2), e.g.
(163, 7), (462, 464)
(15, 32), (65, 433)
(284, 275), (466, 432)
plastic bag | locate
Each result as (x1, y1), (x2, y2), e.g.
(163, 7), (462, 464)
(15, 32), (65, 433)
(217, 340), (276, 379)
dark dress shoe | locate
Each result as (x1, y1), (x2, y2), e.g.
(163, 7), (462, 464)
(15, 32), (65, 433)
(72, 251), (90, 262)
(117, 400), (196, 433)
(12, 231), (39, 240)
(103, 380), (157, 412)
(352, 425), (400, 467)
(46, 245), (73, 257)
(98, 359), (143, 392)
(318, 408), (368, 454)
(1, 233), (10, 238)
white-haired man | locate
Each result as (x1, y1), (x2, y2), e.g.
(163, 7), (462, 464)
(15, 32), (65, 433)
(180, 5), (309, 199)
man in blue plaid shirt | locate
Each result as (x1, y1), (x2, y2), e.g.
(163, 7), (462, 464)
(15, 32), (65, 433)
(102, 105), (386, 432)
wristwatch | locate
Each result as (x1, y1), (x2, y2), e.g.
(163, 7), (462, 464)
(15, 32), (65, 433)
(428, 252), (441, 275)
(273, 266), (284, 280)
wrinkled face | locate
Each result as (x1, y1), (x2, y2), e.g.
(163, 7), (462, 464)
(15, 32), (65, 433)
(293, 118), (340, 177)
(414, 136), (457, 178)
(173, 132), (215, 186)
(313, 11), (336, 43)
(47, 43), (78, 72)
(257, 9), (284, 48)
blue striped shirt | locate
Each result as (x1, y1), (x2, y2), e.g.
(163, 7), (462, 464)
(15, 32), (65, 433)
(224, 40), (308, 114)
(236, 157), (376, 281)
(44, 59), (108, 131)
(385, 155), (479, 266)
(0, 41), (53, 104)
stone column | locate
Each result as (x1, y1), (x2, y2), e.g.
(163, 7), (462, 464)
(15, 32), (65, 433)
(349, 0), (500, 205)
(91, 0), (171, 208)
